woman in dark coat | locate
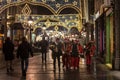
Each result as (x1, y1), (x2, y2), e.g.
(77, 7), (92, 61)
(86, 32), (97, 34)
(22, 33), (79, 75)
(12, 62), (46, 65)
(17, 37), (33, 77)
(2, 37), (14, 73)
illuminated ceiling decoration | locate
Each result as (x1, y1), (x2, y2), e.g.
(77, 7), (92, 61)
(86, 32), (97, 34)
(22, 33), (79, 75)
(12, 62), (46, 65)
(55, 25), (58, 31)
(0, 0), (80, 12)
(45, 19), (51, 27)
(64, 0), (69, 2)
(56, 3), (60, 8)
(0, 0), (82, 31)
(16, 14), (82, 31)
(7, 0), (11, 3)
(22, 4), (31, 16)
(73, 1), (78, 6)
(21, 3), (32, 27)
(42, 0), (46, 3)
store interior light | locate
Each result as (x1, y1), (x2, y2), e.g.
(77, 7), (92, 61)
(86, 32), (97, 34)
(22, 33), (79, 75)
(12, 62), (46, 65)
(28, 20), (33, 24)
(28, 16), (33, 24)
(43, 27), (46, 30)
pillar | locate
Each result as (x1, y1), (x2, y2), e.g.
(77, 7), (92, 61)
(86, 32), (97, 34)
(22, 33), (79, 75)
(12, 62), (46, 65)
(113, 0), (120, 70)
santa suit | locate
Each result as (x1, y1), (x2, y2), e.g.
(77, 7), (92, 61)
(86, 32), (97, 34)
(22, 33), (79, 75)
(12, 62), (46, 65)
(71, 42), (79, 69)
(78, 44), (83, 65)
(85, 43), (96, 67)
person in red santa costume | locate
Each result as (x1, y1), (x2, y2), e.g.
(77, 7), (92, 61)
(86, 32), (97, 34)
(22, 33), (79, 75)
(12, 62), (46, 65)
(62, 40), (72, 69)
(77, 43), (84, 68)
(70, 40), (79, 69)
(85, 41), (96, 67)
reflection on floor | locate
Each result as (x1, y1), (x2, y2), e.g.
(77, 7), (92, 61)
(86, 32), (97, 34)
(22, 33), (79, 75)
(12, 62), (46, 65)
(0, 50), (119, 80)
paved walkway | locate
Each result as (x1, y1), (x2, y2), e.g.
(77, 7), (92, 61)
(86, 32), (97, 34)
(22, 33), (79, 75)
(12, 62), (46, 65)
(0, 51), (120, 80)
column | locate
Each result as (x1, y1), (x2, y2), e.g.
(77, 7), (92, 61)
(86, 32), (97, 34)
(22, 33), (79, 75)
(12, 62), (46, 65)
(113, 0), (120, 70)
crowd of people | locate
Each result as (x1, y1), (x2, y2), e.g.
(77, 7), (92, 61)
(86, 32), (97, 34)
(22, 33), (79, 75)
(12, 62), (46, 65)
(2, 36), (96, 77)
(49, 38), (96, 71)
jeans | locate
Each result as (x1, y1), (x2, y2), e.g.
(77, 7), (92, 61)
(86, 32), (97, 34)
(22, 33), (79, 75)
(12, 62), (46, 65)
(21, 58), (29, 75)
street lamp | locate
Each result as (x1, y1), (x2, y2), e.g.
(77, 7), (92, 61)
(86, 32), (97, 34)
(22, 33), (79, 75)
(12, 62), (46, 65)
(28, 16), (33, 43)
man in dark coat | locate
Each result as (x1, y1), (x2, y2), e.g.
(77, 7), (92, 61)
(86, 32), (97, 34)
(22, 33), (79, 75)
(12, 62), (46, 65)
(2, 37), (14, 73)
(17, 37), (33, 76)
(39, 37), (49, 64)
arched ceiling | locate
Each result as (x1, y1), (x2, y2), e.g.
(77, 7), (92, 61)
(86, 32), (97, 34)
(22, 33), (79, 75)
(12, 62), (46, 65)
(59, 8), (78, 14)
(0, 1), (81, 15)
(30, 5), (54, 15)
(0, 0), (81, 14)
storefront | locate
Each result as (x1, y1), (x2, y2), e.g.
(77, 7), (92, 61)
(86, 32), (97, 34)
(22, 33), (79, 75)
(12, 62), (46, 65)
(95, 8), (114, 68)
(95, 13), (105, 59)
(105, 8), (114, 68)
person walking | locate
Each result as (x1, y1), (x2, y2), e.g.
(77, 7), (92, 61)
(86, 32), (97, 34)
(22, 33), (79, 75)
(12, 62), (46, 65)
(39, 37), (49, 64)
(51, 38), (64, 72)
(62, 40), (72, 69)
(17, 37), (33, 77)
(2, 37), (14, 73)
(71, 40), (79, 69)
(86, 42), (95, 68)
(78, 43), (83, 68)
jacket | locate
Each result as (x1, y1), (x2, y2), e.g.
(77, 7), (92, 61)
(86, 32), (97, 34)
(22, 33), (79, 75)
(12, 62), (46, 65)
(2, 41), (14, 61)
(17, 41), (33, 59)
